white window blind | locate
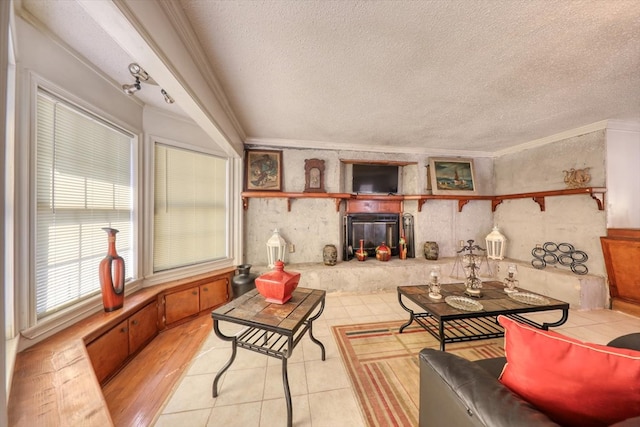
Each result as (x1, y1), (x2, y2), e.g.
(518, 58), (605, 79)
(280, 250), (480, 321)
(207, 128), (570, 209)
(35, 90), (134, 319)
(154, 144), (227, 272)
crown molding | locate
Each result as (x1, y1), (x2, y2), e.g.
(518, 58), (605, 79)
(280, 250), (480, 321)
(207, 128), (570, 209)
(606, 120), (640, 132)
(244, 137), (495, 158)
(493, 120), (610, 157)
(158, 0), (246, 141)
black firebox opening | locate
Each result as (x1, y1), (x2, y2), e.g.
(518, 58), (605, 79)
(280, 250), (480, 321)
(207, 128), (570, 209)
(343, 213), (400, 260)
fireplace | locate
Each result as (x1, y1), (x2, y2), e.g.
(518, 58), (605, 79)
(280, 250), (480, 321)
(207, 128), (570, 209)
(343, 213), (400, 260)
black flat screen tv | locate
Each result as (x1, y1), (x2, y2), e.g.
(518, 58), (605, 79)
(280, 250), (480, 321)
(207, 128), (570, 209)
(352, 164), (399, 194)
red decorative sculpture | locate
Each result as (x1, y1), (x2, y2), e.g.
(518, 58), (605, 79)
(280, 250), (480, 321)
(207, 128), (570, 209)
(99, 227), (125, 312)
(255, 261), (300, 304)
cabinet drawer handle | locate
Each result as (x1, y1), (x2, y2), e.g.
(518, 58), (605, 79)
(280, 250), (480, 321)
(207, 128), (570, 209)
(131, 320), (139, 326)
(203, 287), (208, 292)
(192, 291), (198, 295)
(120, 327), (128, 333)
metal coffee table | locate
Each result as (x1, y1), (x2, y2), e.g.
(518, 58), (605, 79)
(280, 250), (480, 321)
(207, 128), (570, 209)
(398, 281), (569, 351)
(211, 287), (325, 427)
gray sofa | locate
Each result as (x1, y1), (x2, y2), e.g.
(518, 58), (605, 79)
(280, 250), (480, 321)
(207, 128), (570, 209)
(419, 334), (640, 427)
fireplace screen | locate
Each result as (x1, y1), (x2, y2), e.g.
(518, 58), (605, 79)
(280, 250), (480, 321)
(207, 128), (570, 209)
(344, 214), (400, 260)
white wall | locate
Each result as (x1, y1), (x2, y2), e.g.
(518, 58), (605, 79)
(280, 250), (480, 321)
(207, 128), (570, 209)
(606, 125), (640, 229)
(15, 17), (142, 131)
(1, 0), (9, 422)
(493, 130), (607, 276)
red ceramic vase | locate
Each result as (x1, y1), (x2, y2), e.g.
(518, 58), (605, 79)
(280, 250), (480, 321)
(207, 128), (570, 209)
(255, 261), (300, 304)
(355, 238), (367, 261)
(375, 242), (391, 261)
(99, 227), (125, 312)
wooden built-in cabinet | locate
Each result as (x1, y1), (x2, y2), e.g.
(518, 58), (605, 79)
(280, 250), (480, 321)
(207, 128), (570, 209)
(86, 270), (232, 385)
(9, 267), (236, 427)
(161, 275), (231, 328)
(87, 319), (129, 384)
(164, 287), (200, 325)
(600, 228), (640, 317)
(128, 302), (159, 354)
(87, 302), (158, 384)
(199, 279), (228, 311)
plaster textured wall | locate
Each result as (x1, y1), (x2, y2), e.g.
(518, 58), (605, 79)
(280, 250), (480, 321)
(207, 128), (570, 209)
(493, 131), (607, 276)
(243, 147), (495, 265)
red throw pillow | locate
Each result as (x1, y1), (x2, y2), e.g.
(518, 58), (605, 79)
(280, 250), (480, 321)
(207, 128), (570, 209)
(498, 315), (640, 427)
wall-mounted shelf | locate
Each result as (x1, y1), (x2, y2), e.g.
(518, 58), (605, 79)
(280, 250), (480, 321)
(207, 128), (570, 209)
(241, 187), (606, 213)
(491, 187), (606, 212)
(405, 187), (606, 212)
(241, 192), (352, 212)
(404, 194), (494, 212)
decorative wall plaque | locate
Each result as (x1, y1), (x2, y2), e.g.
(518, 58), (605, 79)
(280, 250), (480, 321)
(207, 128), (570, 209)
(304, 158), (325, 193)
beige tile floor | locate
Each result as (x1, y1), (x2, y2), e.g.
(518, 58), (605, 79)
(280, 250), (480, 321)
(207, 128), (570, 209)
(153, 290), (640, 427)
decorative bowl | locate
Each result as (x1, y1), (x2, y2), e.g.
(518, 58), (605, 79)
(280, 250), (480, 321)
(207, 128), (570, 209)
(255, 261), (300, 304)
(508, 292), (550, 306)
(445, 296), (484, 312)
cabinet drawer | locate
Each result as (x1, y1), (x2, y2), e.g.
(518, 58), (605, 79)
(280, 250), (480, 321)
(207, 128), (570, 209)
(199, 279), (228, 311)
(129, 302), (158, 354)
(86, 319), (129, 384)
(165, 287), (200, 325)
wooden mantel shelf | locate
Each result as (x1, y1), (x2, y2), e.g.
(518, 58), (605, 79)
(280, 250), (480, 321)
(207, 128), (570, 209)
(403, 194), (494, 212)
(241, 187), (606, 213)
(241, 191), (353, 211)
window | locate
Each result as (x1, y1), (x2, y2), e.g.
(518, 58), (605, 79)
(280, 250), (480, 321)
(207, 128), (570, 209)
(35, 89), (134, 319)
(153, 144), (227, 272)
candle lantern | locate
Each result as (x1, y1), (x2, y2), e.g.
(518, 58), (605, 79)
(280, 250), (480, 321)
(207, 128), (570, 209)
(266, 228), (287, 268)
(485, 226), (507, 260)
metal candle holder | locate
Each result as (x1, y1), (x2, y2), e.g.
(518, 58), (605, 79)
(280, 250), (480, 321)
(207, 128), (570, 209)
(458, 239), (485, 298)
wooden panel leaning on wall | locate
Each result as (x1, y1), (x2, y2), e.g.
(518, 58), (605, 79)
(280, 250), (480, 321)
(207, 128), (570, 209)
(601, 229), (640, 317)
(8, 267), (235, 427)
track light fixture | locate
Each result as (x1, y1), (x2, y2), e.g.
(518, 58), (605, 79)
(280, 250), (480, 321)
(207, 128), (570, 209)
(128, 63), (149, 81)
(160, 89), (174, 104)
(122, 77), (141, 95)
(122, 63), (174, 104)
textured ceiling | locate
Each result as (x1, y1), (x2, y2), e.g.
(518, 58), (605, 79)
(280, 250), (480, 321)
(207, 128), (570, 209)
(19, 0), (640, 155)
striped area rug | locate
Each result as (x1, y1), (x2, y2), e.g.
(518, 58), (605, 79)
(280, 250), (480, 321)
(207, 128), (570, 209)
(332, 320), (504, 427)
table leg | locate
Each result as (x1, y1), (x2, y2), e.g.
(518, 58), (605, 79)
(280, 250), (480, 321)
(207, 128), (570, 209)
(438, 320), (446, 351)
(507, 308), (569, 331)
(282, 357), (292, 427)
(541, 308), (569, 330)
(212, 320), (237, 398)
(397, 292), (415, 333)
(306, 299), (326, 361)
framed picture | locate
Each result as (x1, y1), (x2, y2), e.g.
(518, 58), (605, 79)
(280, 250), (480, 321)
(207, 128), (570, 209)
(245, 149), (283, 191)
(429, 157), (477, 195)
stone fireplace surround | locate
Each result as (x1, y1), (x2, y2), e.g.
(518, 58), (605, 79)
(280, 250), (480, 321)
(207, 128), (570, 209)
(249, 258), (607, 311)
(343, 198), (405, 260)
(245, 192), (608, 311)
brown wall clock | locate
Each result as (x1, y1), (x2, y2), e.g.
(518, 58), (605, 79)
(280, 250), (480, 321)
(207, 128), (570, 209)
(304, 158), (325, 193)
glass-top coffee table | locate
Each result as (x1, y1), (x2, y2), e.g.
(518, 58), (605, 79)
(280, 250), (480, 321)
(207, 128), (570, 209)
(397, 281), (569, 351)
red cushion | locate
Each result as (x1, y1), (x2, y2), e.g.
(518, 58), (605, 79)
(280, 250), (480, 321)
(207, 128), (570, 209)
(498, 315), (640, 427)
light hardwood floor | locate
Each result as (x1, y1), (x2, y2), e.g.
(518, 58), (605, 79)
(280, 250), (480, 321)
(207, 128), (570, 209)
(103, 313), (213, 426)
